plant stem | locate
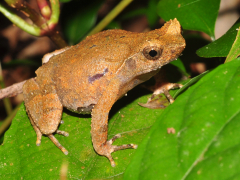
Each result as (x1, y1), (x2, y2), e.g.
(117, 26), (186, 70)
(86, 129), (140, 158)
(4, 0), (46, 28)
(37, 0), (51, 19)
(87, 0), (133, 36)
(49, 31), (68, 48)
(48, 0), (60, 26)
(0, 3), (41, 36)
(1, 0), (67, 48)
(46, 0), (68, 48)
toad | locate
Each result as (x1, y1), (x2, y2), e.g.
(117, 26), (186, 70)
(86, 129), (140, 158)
(22, 18), (185, 167)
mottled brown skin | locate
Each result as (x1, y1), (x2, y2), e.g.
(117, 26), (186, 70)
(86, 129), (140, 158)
(22, 19), (185, 167)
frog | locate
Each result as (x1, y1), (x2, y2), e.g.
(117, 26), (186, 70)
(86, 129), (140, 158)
(22, 18), (185, 167)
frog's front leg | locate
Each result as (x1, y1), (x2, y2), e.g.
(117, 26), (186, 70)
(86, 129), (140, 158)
(152, 83), (183, 103)
(23, 78), (69, 155)
(143, 68), (183, 104)
(91, 83), (137, 167)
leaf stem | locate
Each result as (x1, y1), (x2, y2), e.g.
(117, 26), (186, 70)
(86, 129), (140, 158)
(1, 0), (67, 48)
(4, 0), (46, 28)
(46, 0), (67, 48)
(48, 0), (60, 26)
(37, 0), (51, 19)
(0, 3), (41, 36)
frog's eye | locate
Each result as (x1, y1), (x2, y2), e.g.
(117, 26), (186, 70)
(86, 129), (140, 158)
(143, 46), (162, 60)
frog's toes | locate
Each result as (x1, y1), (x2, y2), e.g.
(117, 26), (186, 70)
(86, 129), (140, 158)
(36, 139), (41, 146)
(100, 134), (138, 167)
(62, 149), (69, 155)
(108, 133), (121, 143)
(56, 130), (69, 137)
(48, 134), (69, 155)
(152, 83), (183, 104)
(108, 134), (138, 150)
(35, 133), (42, 146)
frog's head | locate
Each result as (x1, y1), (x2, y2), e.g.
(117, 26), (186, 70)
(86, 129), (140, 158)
(125, 18), (185, 76)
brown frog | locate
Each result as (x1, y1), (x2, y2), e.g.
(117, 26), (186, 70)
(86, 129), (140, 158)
(22, 19), (185, 167)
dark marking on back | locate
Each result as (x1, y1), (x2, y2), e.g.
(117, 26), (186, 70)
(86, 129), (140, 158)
(120, 36), (125, 38)
(90, 44), (97, 49)
(88, 68), (108, 84)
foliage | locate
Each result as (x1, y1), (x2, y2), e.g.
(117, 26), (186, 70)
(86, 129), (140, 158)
(1, 0), (240, 179)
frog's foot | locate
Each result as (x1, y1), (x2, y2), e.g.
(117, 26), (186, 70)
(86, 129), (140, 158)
(48, 134), (69, 155)
(99, 134), (137, 167)
(151, 83), (183, 103)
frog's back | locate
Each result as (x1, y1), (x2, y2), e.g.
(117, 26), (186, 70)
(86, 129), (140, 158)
(38, 30), (145, 112)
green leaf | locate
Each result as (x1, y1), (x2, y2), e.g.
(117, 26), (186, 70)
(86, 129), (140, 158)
(197, 18), (240, 58)
(61, 0), (104, 45)
(173, 70), (208, 99)
(124, 58), (240, 179)
(0, 88), (164, 179)
(157, 0), (221, 39)
(225, 25), (240, 62)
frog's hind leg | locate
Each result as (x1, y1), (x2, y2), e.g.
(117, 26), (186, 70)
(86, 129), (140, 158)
(23, 78), (44, 146)
(23, 78), (68, 155)
(29, 115), (42, 146)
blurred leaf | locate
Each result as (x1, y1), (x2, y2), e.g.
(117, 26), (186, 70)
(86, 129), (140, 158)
(1, 59), (40, 68)
(105, 20), (121, 30)
(158, 0), (221, 39)
(170, 58), (188, 76)
(119, 0), (159, 28)
(146, 0), (159, 28)
(125, 58), (240, 179)
(59, 0), (71, 2)
(61, 0), (104, 45)
(0, 87), (165, 179)
(197, 18), (240, 58)
(180, 34), (221, 76)
(0, 121), (4, 144)
(119, 8), (147, 20)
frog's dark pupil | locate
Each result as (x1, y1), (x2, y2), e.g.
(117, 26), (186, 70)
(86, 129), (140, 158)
(149, 50), (157, 57)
